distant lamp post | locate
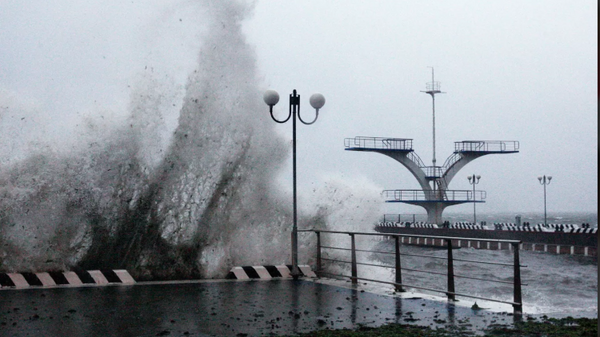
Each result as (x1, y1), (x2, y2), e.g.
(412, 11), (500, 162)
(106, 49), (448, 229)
(538, 175), (552, 226)
(467, 174), (481, 225)
(263, 89), (325, 279)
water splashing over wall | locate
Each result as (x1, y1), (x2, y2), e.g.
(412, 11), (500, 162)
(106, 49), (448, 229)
(0, 1), (383, 280)
(0, 1), (297, 280)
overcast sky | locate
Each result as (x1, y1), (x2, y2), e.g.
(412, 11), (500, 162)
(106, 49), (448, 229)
(0, 0), (597, 215)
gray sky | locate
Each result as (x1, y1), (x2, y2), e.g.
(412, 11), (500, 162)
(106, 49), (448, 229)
(0, 0), (597, 214)
(246, 0), (598, 215)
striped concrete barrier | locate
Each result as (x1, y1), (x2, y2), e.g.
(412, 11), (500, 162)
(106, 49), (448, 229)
(229, 265), (317, 280)
(378, 222), (442, 228)
(0, 270), (135, 289)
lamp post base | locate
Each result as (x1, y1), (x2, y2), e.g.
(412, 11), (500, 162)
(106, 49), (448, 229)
(291, 231), (301, 280)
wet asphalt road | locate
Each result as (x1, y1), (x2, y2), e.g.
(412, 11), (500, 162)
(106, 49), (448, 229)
(1, 279), (518, 336)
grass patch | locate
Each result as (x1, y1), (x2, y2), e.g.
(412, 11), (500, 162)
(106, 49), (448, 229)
(291, 317), (598, 336)
(486, 316), (597, 337)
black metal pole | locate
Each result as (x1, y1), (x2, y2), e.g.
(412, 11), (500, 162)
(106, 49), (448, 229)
(316, 231), (322, 274)
(473, 181), (476, 224)
(513, 242), (523, 314)
(468, 174), (479, 225)
(432, 93), (436, 168)
(539, 175), (551, 227)
(395, 236), (404, 292)
(266, 89), (322, 280)
(291, 90), (300, 279)
(543, 179), (547, 226)
(350, 234), (357, 284)
(446, 239), (455, 301)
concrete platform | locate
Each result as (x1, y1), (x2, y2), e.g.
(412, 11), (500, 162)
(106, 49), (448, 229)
(0, 277), (528, 336)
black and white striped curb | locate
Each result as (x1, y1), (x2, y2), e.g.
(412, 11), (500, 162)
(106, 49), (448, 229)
(377, 222), (439, 228)
(449, 224), (485, 230)
(0, 270), (135, 289)
(493, 224), (597, 233)
(570, 228), (597, 234)
(228, 265), (317, 280)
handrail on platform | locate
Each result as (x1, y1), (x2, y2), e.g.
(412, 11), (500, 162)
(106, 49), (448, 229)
(383, 189), (487, 202)
(455, 140), (520, 153)
(344, 136), (413, 151)
(298, 229), (524, 314)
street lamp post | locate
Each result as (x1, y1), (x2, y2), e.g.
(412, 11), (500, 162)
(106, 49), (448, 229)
(467, 174), (481, 225)
(538, 175), (552, 226)
(263, 89), (325, 280)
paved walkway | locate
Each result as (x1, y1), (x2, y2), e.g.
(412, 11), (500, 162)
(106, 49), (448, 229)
(0, 278), (520, 336)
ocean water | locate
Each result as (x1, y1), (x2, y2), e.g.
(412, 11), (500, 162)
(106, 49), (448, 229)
(372, 243), (597, 315)
(346, 211), (598, 316)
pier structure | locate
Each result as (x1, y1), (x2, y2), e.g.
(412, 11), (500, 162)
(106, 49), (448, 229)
(345, 70), (519, 224)
(345, 137), (519, 224)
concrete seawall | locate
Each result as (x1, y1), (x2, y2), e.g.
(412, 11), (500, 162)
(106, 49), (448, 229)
(375, 227), (598, 256)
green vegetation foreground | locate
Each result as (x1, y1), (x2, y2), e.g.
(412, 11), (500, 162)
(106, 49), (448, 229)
(294, 317), (598, 337)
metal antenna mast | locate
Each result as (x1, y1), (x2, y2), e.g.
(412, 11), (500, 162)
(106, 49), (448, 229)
(421, 67), (444, 168)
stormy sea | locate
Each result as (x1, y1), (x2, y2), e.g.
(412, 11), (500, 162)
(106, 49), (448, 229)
(0, 0), (595, 319)
(359, 211), (597, 316)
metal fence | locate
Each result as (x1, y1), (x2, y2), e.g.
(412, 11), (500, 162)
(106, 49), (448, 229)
(299, 229), (525, 314)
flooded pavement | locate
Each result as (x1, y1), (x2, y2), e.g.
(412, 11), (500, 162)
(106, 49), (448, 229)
(1, 279), (522, 336)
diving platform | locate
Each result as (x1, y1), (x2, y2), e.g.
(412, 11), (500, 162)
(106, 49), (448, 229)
(454, 140), (519, 153)
(345, 137), (518, 224)
(344, 136), (413, 152)
(383, 189), (486, 205)
(345, 137), (519, 183)
(344, 71), (519, 224)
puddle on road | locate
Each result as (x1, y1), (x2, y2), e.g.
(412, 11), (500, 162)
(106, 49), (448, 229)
(0, 279), (520, 336)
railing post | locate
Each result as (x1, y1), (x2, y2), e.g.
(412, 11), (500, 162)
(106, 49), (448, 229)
(316, 231), (322, 275)
(446, 239), (456, 301)
(394, 236), (404, 292)
(350, 233), (357, 284)
(513, 242), (523, 314)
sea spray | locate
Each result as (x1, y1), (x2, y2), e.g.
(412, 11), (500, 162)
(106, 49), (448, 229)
(0, 88), (48, 166)
(302, 175), (384, 275)
(0, 0), (386, 280)
(0, 0), (294, 279)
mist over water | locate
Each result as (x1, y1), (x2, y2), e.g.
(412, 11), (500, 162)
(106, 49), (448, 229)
(0, 1), (375, 280)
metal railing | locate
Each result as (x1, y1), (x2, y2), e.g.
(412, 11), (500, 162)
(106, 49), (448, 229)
(300, 229), (524, 314)
(441, 152), (462, 174)
(426, 81), (441, 91)
(455, 141), (520, 153)
(406, 151), (426, 168)
(344, 137), (413, 151)
(433, 141), (520, 178)
(383, 189), (486, 202)
(422, 166), (443, 178)
(382, 213), (428, 223)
